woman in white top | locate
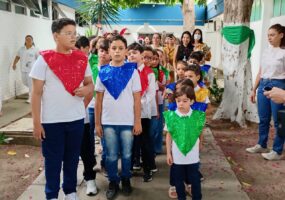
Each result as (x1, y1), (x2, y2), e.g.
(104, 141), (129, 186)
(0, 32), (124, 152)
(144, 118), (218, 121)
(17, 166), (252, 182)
(12, 35), (39, 103)
(246, 24), (285, 160)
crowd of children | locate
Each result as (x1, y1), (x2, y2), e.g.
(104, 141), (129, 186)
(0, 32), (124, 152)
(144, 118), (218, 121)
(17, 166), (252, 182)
(29, 18), (212, 200)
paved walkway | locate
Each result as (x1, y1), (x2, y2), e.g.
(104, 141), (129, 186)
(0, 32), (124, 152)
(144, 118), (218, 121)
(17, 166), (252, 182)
(0, 98), (250, 200)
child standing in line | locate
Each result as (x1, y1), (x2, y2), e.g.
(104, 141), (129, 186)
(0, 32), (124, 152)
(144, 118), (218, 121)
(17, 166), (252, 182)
(30, 18), (94, 200)
(165, 85), (206, 200)
(95, 35), (142, 200)
(75, 36), (98, 196)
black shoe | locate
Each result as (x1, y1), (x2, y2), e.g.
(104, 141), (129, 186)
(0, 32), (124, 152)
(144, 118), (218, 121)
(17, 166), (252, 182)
(151, 164), (158, 173)
(106, 181), (119, 200)
(143, 171), (153, 182)
(121, 178), (132, 196)
(133, 160), (141, 170)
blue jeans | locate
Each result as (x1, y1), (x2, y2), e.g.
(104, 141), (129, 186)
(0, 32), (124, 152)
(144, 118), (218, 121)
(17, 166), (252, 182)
(103, 125), (134, 183)
(257, 79), (285, 154)
(150, 104), (164, 154)
(42, 119), (84, 199)
(88, 107), (106, 168)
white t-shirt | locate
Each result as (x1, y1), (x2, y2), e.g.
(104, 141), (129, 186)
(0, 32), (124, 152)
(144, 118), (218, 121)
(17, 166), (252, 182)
(29, 55), (92, 123)
(158, 75), (166, 105)
(261, 46), (285, 79)
(17, 46), (39, 72)
(138, 64), (156, 119)
(165, 109), (200, 165)
(95, 66), (141, 125)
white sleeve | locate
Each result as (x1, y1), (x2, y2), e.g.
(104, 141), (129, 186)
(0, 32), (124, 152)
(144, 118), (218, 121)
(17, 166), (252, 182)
(16, 47), (22, 57)
(132, 69), (142, 93)
(29, 55), (47, 81)
(95, 76), (105, 92)
(85, 63), (92, 77)
(145, 73), (156, 104)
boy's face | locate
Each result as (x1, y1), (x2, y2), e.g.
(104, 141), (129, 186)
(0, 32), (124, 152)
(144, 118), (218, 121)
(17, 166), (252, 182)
(54, 25), (77, 50)
(143, 50), (153, 66)
(176, 63), (185, 79)
(188, 58), (199, 65)
(151, 55), (159, 68)
(176, 94), (193, 113)
(127, 49), (142, 64)
(109, 40), (126, 64)
(185, 70), (200, 86)
(98, 48), (110, 65)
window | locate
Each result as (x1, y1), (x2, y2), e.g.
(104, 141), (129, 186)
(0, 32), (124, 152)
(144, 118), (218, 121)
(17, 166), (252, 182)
(41, 0), (48, 18)
(250, 0), (262, 22)
(15, 4), (26, 14)
(273, 0), (285, 17)
(0, 0), (11, 11)
(11, 0), (25, 6)
(52, 2), (58, 20)
(28, 0), (41, 17)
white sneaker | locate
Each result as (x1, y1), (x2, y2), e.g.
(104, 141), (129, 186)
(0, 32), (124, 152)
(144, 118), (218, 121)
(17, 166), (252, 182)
(64, 192), (79, 200)
(25, 99), (31, 104)
(246, 144), (269, 153)
(261, 150), (282, 160)
(86, 180), (98, 196)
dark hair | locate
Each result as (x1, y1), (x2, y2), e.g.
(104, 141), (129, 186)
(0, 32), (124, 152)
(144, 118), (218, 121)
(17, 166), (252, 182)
(269, 24), (285, 48)
(153, 33), (161, 39)
(180, 31), (192, 48)
(176, 78), (194, 88)
(110, 35), (127, 48)
(25, 35), (35, 46)
(98, 39), (110, 52)
(75, 36), (89, 49)
(174, 85), (196, 101)
(143, 46), (154, 53)
(192, 28), (203, 44)
(189, 51), (204, 62)
(167, 34), (175, 39)
(176, 60), (188, 68)
(51, 18), (76, 33)
(152, 49), (159, 57)
(90, 36), (104, 54)
(185, 64), (203, 82)
(128, 42), (144, 53)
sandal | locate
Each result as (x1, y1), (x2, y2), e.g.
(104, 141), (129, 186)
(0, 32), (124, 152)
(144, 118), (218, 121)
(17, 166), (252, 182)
(168, 186), (177, 199)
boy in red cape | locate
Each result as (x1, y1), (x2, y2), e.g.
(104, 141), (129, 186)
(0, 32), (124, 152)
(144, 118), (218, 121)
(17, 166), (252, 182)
(29, 18), (94, 200)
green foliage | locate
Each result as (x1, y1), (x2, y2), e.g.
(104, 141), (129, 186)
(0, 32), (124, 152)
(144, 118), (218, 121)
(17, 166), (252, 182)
(85, 26), (97, 37)
(0, 132), (13, 144)
(209, 77), (224, 104)
(78, 0), (120, 27)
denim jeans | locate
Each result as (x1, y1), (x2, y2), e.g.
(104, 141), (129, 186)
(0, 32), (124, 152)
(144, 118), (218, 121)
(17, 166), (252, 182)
(102, 125), (134, 183)
(42, 119), (84, 199)
(257, 79), (285, 154)
(150, 104), (164, 154)
(172, 163), (202, 200)
(88, 107), (106, 168)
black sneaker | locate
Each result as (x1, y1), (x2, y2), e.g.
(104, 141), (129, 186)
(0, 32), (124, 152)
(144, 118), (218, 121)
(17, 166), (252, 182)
(143, 171), (153, 182)
(106, 181), (119, 200)
(121, 178), (132, 196)
(133, 161), (141, 171)
(151, 164), (158, 173)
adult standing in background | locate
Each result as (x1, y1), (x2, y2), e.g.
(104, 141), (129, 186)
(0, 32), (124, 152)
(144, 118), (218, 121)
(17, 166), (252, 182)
(246, 24), (285, 161)
(151, 33), (164, 51)
(144, 36), (151, 46)
(164, 34), (177, 83)
(12, 35), (39, 103)
(192, 28), (212, 62)
(173, 31), (193, 70)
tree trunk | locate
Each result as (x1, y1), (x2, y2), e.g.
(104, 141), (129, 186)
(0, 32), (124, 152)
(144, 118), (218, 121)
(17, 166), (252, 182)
(182, 0), (195, 32)
(213, 0), (258, 127)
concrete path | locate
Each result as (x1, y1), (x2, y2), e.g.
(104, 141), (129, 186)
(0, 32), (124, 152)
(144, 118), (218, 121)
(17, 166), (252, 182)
(0, 98), (250, 200)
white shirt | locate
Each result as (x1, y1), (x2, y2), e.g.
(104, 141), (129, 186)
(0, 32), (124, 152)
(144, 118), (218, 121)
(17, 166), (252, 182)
(17, 46), (39, 72)
(138, 64), (157, 119)
(165, 109), (200, 165)
(95, 66), (141, 125)
(260, 46), (285, 79)
(158, 75), (166, 105)
(29, 55), (92, 123)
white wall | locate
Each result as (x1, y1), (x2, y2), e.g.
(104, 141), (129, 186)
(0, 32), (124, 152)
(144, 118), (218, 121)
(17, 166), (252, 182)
(0, 2), (76, 101)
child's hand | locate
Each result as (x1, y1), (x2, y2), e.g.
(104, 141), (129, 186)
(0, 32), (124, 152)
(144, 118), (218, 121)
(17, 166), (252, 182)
(33, 123), (45, 141)
(133, 121), (142, 135)
(74, 86), (90, 97)
(95, 125), (103, 138)
(166, 153), (173, 166)
(156, 112), (160, 119)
